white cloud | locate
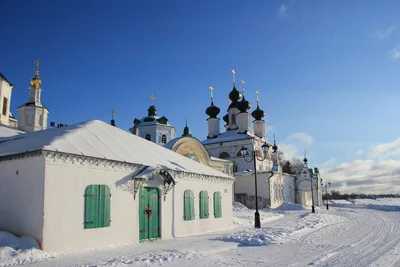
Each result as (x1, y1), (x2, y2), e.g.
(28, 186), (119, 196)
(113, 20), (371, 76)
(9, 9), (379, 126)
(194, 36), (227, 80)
(389, 47), (400, 59)
(374, 25), (396, 40)
(323, 159), (400, 194)
(279, 132), (314, 160)
(277, 4), (287, 18)
(319, 158), (336, 170)
(369, 137), (400, 158)
(283, 132), (314, 148)
(355, 149), (364, 156)
(278, 143), (298, 160)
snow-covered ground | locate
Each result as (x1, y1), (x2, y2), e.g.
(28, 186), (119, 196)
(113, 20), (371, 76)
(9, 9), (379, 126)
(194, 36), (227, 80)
(1, 199), (400, 267)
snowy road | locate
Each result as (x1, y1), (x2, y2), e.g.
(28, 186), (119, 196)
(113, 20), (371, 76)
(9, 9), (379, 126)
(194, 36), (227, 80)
(20, 205), (400, 267)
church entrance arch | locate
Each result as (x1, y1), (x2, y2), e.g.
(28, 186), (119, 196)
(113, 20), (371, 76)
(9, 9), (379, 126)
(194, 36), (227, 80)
(139, 187), (160, 241)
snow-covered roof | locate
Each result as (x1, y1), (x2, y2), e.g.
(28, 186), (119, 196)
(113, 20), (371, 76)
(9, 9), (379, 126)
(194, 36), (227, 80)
(210, 156), (233, 163)
(202, 130), (257, 145)
(0, 124), (25, 138)
(0, 120), (232, 179)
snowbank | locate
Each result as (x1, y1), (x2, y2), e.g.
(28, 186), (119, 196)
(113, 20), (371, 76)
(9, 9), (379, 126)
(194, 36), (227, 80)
(232, 202), (283, 227)
(0, 232), (54, 267)
(217, 212), (338, 247)
(275, 202), (306, 211)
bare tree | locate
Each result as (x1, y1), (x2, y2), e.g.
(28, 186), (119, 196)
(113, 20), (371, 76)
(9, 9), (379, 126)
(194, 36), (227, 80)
(290, 157), (304, 174)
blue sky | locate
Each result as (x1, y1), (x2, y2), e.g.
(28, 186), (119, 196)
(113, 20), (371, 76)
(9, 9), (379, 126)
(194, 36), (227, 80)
(1, 1), (399, 193)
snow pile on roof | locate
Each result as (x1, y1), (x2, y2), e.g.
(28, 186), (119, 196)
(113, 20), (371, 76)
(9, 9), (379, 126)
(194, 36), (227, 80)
(0, 232), (55, 266)
(202, 130), (258, 145)
(0, 125), (24, 138)
(0, 120), (232, 179)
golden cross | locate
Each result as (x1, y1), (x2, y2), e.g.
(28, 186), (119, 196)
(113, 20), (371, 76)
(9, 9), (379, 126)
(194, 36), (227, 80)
(209, 86), (214, 102)
(240, 80), (245, 96)
(34, 60), (41, 75)
(256, 90), (259, 104)
(110, 109), (115, 119)
(231, 69), (236, 86)
(150, 94), (155, 105)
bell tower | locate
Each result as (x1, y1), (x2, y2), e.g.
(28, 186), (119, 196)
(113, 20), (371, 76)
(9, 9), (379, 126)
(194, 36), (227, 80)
(18, 60), (50, 132)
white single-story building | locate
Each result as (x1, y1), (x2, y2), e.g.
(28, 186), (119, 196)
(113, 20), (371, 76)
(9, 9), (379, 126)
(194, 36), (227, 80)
(234, 170), (295, 209)
(0, 120), (234, 252)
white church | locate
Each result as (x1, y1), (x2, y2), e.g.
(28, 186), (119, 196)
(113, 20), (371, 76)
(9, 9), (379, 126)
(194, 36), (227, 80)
(0, 64), (322, 252)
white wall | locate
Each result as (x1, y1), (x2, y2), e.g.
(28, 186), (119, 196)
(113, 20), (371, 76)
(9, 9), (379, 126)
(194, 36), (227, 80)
(0, 79), (13, 125)
(42, 160), (137, 252)
(0, 156), (45, 245)
(234, 172), (294, 209)
(170, 179), (233, 238)
(42, 158), (234, 252)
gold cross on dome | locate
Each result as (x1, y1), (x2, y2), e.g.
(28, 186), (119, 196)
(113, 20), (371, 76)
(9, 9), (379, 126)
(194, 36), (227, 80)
(150, 94), (155, 105)
(209, 86), (214, 101)
(231, 69), (236, 86)
(110, 108), (115, 119)
(34, 60), (41, 70)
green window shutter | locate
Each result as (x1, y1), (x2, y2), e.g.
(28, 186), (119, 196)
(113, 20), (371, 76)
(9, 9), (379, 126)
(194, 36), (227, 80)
(214, 192), (222, 218)
(199, 191), (209, 219)
(184, 190), (194, 221)
(84, 185), (111, 229)
(103, 186), (111, 227)
(85, 185), (99, 229)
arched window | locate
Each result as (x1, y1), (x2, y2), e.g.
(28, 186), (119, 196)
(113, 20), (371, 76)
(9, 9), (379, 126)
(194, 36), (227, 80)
(199, 190), (209, 219)
(145, 134), (151, 141)
(213, 191), (222, 218)
(218, 152), (230, 159)
(184, 190), (195, 221)
(84, 185), (111, 229)
(161, 134), (167, 144)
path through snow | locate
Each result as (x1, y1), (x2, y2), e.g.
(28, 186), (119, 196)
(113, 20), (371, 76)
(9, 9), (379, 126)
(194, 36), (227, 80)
(2, 201), (400, 267)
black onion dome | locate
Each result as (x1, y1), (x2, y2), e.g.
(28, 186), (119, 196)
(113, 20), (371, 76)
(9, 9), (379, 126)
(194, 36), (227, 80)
(148, 105), (157, 116)
(223, 113), (229, 124)
(272, 142), (278, 152)
(229, 86), (242, 102)
(303, 156), (308, 164)
(238, 96), (251, 112)
(205, 102), (220, 118)
(251, 104), (265, 120)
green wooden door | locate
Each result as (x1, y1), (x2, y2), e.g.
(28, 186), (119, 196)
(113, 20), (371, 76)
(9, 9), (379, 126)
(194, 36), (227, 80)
(139, 187), (160, 241)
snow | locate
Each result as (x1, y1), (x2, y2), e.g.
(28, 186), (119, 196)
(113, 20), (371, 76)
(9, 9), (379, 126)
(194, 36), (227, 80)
(0, 125), (24, 138)
(201, 130), (257, 145)
(0, 120), (232, 179)
(0, 232), (55, 267)
(329, 198), (400, 212)
(1, 199), (400, 266)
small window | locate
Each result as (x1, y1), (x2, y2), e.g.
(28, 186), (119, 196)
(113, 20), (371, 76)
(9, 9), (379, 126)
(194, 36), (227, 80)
(2, 97), (8, 116)
(84, 185), (111, 229)
(161, 134), (167, 144)
(218, 152), (230, 159)
(199, 190), (209, 219)
(145, 134), (151, 141)
(213, 192), (222, 218)
(184, 190), (195, 221)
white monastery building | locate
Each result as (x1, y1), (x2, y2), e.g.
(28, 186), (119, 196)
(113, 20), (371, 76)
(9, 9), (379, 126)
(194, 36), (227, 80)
(0, 120), (234, 252)
(0, 61), (49, 137)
